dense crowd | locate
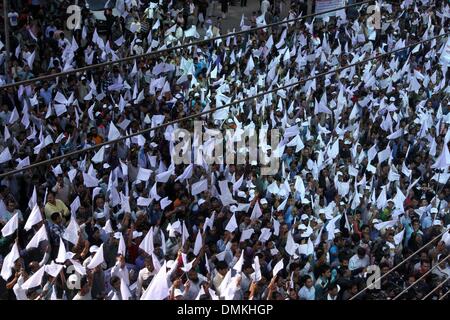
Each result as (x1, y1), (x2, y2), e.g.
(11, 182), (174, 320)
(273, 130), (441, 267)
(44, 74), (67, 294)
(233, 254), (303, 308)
(0, 0), (449, 300)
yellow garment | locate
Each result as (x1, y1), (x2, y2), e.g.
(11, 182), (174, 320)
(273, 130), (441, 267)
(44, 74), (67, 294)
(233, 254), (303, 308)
(45, 199), (69, 220)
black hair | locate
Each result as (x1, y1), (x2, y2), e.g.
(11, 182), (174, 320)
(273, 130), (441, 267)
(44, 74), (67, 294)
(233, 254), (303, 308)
(320, 264), (331, 276)
(51, 212), (60, 222)
(216, 260), (228, 271)
(110, 275), (120, 286)
(79, 275), (88, 288)
(357, 247), (366, 256)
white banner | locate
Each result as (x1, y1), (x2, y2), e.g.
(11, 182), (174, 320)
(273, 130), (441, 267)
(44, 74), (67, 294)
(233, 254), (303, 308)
(315, 0), (346, 18)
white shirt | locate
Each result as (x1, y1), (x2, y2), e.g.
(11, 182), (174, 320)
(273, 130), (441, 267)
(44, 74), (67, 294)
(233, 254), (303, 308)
(111, 262), (130, 285)
(349, 254), (370, 271)
(136, 267), (157, 298)
(13, 275), (28, 300)
(261, 0), (270, 15)
(298, 285), (315, 300)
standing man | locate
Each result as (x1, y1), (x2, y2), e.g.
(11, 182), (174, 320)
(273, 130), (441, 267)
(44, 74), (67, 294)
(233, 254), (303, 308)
(197, 0), (209, 27)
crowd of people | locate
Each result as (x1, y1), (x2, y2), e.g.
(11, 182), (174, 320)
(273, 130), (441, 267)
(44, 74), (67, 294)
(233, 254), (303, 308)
(0, 0), (449, 300)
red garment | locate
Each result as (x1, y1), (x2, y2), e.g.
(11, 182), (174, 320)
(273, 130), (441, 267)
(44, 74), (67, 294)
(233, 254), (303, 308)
(127, 242), (139, 264)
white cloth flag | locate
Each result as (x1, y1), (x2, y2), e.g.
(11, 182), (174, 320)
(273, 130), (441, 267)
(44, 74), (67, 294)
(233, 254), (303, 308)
(139, 227), (154, 255)
(137, 197), (152, 206)
(121, 278), (132, 300)
(24, 205), (42, 231)
(252, 256), (262, 281)
(244, 56), (255, 76)
(56, 237), (68, 263)
(233, 250), (245, 272)
(44, 262), (63, 278)
(28, 186), (37, 210)
(272, 259), (284, 276)
(431, 144), (450, 169)
(0, 147), (12, 164)
(137, 167), (152, 181)
(175, 164), (193, 182)
(374, 219), (397, 231)
(394, 229), (405, 245)
(225, 213), (238, 232)
(160, 197), (172, 210)
(63, 216), (80, 245)
(1, 243), (20, 281)
(83, 172), (99, 187)
(108, 122), (121, 141)
(1, 212), (19, 237)
(141, 261), (169, 300)
(22, 265), (45, 289)
(193, 230), (203, 255)
(156, 169), (173, 183)
(118, 233), (126, 256)
(191, 179), (208, 196)
(25, 224), (48, 250)
(240, 228), (254, 242)
(87, 244), (105, 269)
(91, 146), (105, 164)
(250, 202), (262, 220)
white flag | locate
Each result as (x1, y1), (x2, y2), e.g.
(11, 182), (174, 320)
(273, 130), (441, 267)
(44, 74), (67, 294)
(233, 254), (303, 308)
(140, 262), (169, 300)
(87, 244), (105, 269)
(1, 213), (19, 237)
(25, 224), (48, 250)
(24, 205), (42, 231)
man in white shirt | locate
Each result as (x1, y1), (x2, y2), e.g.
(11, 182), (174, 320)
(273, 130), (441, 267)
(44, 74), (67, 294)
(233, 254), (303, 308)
(298, 275), (315, 300)
(73, 275), (93, 300)
(136, 256), (158, 298)
(261, 0), (270, 16)
(349, 247), (370, 275)
(111, 255), (130, 285)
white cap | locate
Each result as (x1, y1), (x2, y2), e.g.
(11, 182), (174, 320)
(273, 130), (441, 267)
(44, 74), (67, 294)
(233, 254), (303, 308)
(301, 198), (310, 204)
(132, 231), (143, 239)
(319, 209), (325, 214)
(237, 191), (246, 198)
(270, 248), (279, 256)
(198, 198), (206, 206)
(173, 288), (183, 297)
(430, 208), (438, 214)
(260, 198), (268, 205)
(89, 245), (99, 253)
(433, 220), (442, 226)
(301, 214), (309, 220)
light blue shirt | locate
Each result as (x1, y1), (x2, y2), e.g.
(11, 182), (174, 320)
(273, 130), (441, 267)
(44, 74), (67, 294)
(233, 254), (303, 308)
(299, 285), (315, 300)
